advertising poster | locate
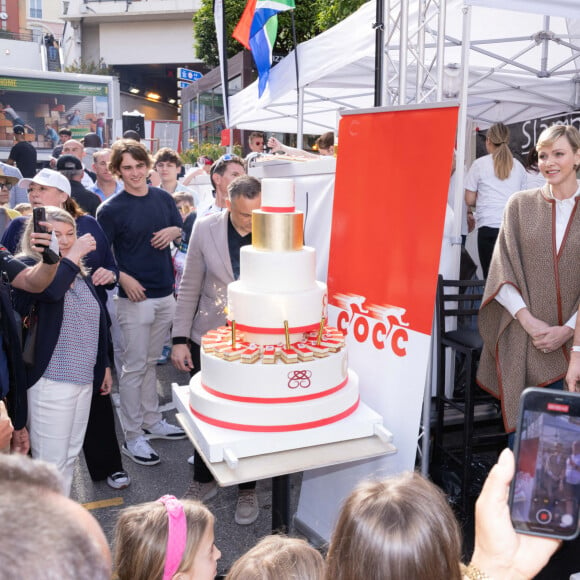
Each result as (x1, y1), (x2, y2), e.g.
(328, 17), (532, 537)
(296, 104), (459, 542)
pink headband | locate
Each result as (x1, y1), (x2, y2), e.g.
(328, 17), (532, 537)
(157, 495), (187, 580)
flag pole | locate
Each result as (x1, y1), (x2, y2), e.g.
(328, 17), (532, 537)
(214, 0), (231, 147)
(291, 11), (302, 148)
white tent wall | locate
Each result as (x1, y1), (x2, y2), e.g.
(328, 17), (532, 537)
(229, 1), (580, 134)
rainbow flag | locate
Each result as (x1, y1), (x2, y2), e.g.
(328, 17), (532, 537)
(233, 0), (295, 97)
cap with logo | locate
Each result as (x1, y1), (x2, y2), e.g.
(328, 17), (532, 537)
(13, 125), (25, 135)
(18, 168), (71, 196)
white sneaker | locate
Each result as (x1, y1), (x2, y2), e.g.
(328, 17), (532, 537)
(235, 489), (259, 525)
(106, 471), (131, 489)
(144, 419), (186, 440)
(122, 436), (160, 466)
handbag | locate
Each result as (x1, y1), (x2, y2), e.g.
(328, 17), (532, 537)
(21, 303), (38, 366)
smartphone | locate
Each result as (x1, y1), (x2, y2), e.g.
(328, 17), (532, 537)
(32, 206), (47, 233)
(509, 387), (580, 540)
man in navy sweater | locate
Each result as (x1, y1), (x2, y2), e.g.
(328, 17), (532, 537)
(97, 139), (185, 465)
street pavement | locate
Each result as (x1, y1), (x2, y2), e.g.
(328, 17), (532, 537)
(70, 361), (304, 577)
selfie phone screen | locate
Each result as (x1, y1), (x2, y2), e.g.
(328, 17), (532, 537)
(510, 388), (580, 540)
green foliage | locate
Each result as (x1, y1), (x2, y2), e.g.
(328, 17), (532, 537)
(64, 58), (116, 76)
(181, 142), (243, 165)
(315, 0), (368, 30)
(193, 0), (364, 68)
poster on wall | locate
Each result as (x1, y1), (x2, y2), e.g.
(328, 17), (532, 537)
(152, 120), (182, 153)
(296, 103), (459, 542)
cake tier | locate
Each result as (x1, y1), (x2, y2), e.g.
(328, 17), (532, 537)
(261, 178), (295, 211)
(200, 347), (348, 400)
(239, 246), (316, 292)
(228, 281), (327, 333)
(252, 211), (303, 251)
(189, 369), (360, 431)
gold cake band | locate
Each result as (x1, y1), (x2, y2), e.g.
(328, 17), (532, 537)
(252, 211), (304, 251)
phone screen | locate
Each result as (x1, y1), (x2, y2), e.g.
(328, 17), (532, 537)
(510, 387), (580, 540)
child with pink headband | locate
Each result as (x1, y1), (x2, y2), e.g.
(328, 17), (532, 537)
(113, 495), (220, 580)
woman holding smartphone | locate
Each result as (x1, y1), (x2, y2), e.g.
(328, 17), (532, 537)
(12, 207), (112, 494)
(2, 168), (130, 490)
(477, 124), (580, 434)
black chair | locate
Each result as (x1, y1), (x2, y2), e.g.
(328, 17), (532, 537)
(431, 275), (506, 514)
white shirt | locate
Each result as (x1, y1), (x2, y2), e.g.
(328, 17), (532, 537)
(496, 185), (580, 328)
(465, 154), (527, 228)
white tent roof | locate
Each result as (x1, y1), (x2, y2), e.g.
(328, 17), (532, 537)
(229, 0), (580, 133)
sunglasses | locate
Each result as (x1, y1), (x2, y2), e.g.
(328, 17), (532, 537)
(210, 154), (244, 176)
(0, 181), (13, 190)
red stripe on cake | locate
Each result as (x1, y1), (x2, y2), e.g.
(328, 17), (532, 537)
(260, 206), (295, 213)
(202, 377), (348, 403)
(233, 322), (320, 334)
(189, 397), (360, 432)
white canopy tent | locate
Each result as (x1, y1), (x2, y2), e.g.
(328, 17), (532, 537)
(229, 0), (580, 134)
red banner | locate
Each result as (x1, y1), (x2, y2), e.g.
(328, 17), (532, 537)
(329, 105), (458, 336)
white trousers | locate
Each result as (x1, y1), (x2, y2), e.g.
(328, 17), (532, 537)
(116, 294), (176, 441)
(106, 287), (125, 375)
(27, 377), (92, 495)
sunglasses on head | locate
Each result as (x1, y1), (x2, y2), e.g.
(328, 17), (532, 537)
(210, 154), (243, 175)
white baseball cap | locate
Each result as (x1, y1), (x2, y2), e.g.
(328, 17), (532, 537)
(19, 168), (71, 196)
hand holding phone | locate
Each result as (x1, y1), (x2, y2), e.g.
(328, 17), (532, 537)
(509, 387), (580, 540)
(31, 206), (60, 264)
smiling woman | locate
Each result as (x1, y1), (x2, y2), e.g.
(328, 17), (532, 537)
(477, 124), (580, 434)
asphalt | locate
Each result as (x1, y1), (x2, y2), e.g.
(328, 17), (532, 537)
(70, 361), (304, 577)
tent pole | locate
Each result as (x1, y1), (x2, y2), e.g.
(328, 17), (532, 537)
(399, 0), (409, 104)
(297, 87), (304, 149)
(436, 0), (447, 101)
(374, 0), (385, 107)
(291, 11), (302, 145)
(452, 3), (472, 279)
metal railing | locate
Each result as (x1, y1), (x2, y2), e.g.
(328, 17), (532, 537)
(0, 30), (36, 42)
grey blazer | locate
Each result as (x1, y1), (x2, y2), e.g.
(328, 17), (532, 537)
(173, 210), (234, 344)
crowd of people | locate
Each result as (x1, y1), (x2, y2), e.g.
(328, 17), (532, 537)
(0, 123), (579, 578)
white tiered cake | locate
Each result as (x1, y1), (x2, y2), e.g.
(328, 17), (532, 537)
(179, 178), (385, 463)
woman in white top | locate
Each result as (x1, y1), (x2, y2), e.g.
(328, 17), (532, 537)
(465, 123), (527, 277)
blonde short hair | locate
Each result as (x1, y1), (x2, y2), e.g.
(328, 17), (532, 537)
(536, 124), (580, 154)
(19, 206), (89, 276)
(226, 535), (325, 580)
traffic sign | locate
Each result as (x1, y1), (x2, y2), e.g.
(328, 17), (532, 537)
(177, 68), (203, 82)
(177, 81), (190, 89)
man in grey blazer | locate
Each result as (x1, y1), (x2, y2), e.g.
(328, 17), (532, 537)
(171, 175), (261, 524)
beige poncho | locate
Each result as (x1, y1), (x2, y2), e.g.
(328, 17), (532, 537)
(477, 186), (580, 431)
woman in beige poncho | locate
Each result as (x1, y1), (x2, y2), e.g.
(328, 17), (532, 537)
(477, 124), (580, 432)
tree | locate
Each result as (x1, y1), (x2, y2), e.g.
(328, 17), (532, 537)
(193, 0), (365, 68)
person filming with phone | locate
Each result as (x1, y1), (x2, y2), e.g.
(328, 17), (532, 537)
(0, 212), (59, 454)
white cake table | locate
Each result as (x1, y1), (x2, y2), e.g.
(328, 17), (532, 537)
(173, 384), (397, 531)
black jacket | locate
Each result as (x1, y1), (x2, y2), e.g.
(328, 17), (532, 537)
(70, 180), (101, 217)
